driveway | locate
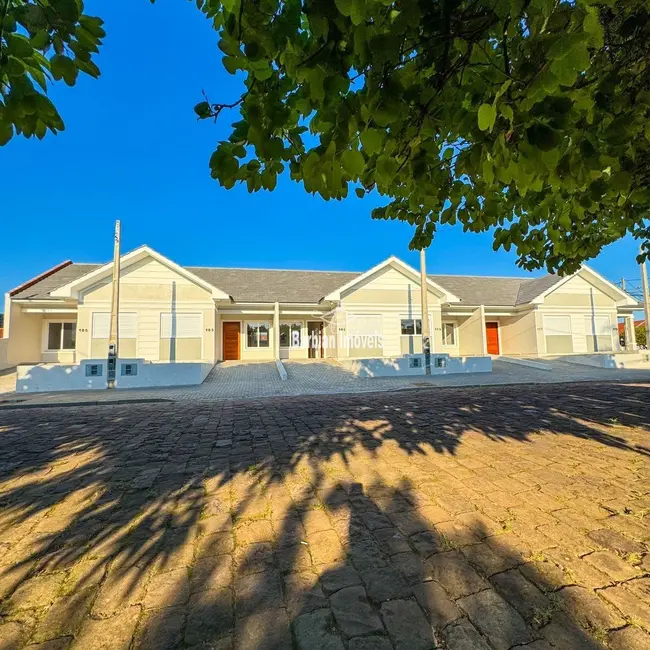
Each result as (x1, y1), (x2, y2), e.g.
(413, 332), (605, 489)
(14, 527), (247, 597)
(4, 358), (650, 407)
(0, 382), (649, 649)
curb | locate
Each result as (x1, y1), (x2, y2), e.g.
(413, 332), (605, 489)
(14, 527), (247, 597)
(0, 398), (172, 410)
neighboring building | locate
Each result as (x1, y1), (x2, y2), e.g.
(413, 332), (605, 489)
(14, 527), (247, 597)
(2, 245), (640, 368)
(0, 313), (4, 338)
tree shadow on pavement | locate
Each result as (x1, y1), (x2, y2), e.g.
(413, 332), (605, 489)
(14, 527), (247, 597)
(0, 381), (648, 647)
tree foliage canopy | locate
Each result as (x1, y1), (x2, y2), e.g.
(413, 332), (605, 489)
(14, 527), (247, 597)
(194, 0), (650, 273)
(0, 0), (104, 145)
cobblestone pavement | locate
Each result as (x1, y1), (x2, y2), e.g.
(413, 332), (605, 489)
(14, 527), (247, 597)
(4, 359), (650, 407)
(1, 382), (650, 649)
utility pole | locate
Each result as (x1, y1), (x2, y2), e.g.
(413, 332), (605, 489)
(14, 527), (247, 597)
(420, 248), (431, 375)
(640, 247), (650, 334)
(107, 220), (121, 389)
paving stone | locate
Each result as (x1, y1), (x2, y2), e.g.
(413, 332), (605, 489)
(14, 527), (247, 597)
(234, 608), (292, 650)
(292, 608), (345, 650)
(283, 571), (328, 617)
(348, 538), (388, 572)
(558, 585), (625, 630)
(587, 528), (645, 556)
(510, 642), (553, 650)
(348, 636), (394, 650)
(543, 548), (612, 589)
(391, 552), (432, 585)
(441, 618), (491, 650)
(135, 606), (185, 650)
(235, 570), (283, 619)
(5, 572), (66, 612)
(458, 588), (532, 650)
(196, 532), (235, 557)
(540, 612), (606, 650)
(599, 582), (650, 631)
(233, 542), (275, 575)
(25, 639), (73, 650)
(583, 550), (640, 581)
(32, 586), (97, 642)
(380, 599), (433, 650)
(191, 554), (234, 593)
(461, 542), (519, 577)
(410, 530), (448, 557)
(144, 567), (190, 608)
(490, 569), (550, 623)
(373, 528), (411, 555)
(330, 586), (384, 638)
(0, 620), (31, 650)
(92, 565), (149, 616)
(318, 564), (362, 595)
(309, 530), (345, 566)
(185, 589), (234, 645)
(435, 520), (482, 547)
(72, 606), (141, 650)
(425, 551), (488, 599)
(234, 520), (274, 545)
(412, 580), (462, 627)
(360, 565), (412, 604)
(608, 625), (650, 650)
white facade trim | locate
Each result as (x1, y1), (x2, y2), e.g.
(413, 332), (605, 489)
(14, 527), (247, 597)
(323, 256), (460, 302)
(50, 246), (231, 301)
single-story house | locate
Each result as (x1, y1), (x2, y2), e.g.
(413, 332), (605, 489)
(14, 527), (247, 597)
(2, 245), (640, 370)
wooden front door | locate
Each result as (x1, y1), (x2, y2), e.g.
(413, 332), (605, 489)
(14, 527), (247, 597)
(485, 322), (500, 355)
(222, 322), (241, 361)
(307, 322), (323, 359)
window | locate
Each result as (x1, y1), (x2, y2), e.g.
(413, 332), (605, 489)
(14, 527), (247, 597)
(585, 315), (613, 352)
(544, 315), (573, 353)
(247, 322), (270, 348)
(442, 323), (456, 346)
(121, 363), (138, 376)
(160, 313), (202, 338)
(280, 323), (301, 348)
(92, 312), (137, 338)
(400, 319), (422, 336)
(85, 364), (102, 377)
(47, 322), (76, 350)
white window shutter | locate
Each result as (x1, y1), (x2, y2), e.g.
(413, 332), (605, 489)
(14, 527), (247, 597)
(160, 313), (201, 338)
(544, 316), (572, 336)
(92, 313), (110, 338)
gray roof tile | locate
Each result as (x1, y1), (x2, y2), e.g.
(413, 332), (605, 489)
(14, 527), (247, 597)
(10, 261), (561, 307)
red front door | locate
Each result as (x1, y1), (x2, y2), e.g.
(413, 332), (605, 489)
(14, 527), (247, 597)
(485, 322), (500, 355)
(223, 322), (241, 360)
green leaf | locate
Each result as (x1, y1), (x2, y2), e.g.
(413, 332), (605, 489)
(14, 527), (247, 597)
(342, 149), (365, 177)
(194, 101), (211, 118)
(477, 104), (496, 132)
(334, 0), (353, 17)
(355, 187), (365, 198)
(526, 124), (560, 152)
(0, 120), (13, 146)
(360, 128), (383, 155)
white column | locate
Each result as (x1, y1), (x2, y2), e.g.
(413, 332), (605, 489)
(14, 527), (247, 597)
(479, 305), (488, 355)
(274, 302), (280, 359)
(627, 315), (637, 350)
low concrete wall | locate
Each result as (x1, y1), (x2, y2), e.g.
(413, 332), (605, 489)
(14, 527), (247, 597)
(16, 359), (214, 393)
(342, 354), (492, 378)
(0, 339), (10, 371)
(559, 352), (650, 369)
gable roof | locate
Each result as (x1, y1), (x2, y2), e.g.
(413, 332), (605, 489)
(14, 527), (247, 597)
(429, 275), (529, 307)
(189, 267), (360, 303)
(9, 253), (637, 307)
(11, 263), (100, 300)
(324, 256), (461, 302)
(48, 246), (231, 301)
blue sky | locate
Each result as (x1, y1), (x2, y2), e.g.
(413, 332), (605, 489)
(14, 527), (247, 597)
(0, 0), (644, 301)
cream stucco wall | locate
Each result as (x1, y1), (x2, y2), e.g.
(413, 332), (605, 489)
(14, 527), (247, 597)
(78, 257), (217, 363)
(458, 309), (487, 356)
(340, 266), (443, 358)
(499, 310), (540, 356)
